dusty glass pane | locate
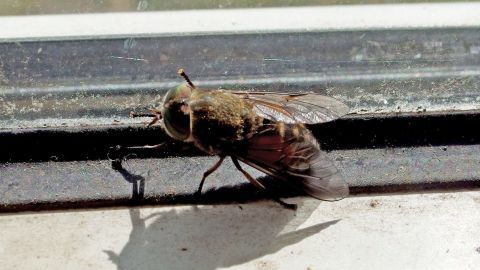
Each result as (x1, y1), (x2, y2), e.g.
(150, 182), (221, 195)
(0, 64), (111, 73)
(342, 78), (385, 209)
(1, 2), (480, 130)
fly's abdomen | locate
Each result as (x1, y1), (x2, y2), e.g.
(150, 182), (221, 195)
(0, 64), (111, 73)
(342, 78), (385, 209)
(235, 122), (349, 201)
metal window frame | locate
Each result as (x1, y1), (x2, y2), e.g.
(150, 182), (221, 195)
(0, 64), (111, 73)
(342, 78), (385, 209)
(1, 3), (480, 212)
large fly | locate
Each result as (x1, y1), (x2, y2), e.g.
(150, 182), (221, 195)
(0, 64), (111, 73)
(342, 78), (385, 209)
(111, 69), (349, 209)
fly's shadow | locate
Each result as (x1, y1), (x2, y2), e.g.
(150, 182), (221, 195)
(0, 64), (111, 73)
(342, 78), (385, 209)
(111, 158), (145, 203)
(108, 145), (304, 208)
(104, 199), (338, 270)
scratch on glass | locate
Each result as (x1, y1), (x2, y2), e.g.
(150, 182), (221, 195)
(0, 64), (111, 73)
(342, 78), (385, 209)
(108, 56), (149, 63)
(264, 58), (296, 62)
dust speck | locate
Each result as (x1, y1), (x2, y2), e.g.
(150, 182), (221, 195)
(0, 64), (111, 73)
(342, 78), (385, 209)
(369, 199), (380, 208)
(255, 260), (277, 270)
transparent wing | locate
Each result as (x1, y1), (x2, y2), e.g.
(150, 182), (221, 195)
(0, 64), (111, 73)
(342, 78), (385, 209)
(234, 123), (349, 201)
(232, 91), (349, 124)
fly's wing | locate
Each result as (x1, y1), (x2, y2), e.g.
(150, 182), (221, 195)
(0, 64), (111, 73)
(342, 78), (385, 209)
(235, 123), (349, 201)
(231, 91), (349, 124)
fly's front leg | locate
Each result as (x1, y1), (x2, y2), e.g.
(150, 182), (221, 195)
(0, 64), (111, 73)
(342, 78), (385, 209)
(196, 156), (226, 198)
(130, 108), (162, 127)
(231, 157), (297, 210)
(109, 143), (166, 170)
(110, 108), (163, 169)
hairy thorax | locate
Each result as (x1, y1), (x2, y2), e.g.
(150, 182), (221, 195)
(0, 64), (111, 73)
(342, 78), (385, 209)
(188, 90), (262, 154)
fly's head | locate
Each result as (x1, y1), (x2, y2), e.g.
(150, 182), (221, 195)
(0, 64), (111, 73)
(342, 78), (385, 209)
(161, 83), (193, 141)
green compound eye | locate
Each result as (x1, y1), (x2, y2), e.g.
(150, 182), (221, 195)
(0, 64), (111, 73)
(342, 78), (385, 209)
(163, 84), (192, 105)
(162, 84), (192, 141)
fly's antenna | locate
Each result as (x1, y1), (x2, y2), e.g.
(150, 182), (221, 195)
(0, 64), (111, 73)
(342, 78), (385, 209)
(178, 68), (196, 89)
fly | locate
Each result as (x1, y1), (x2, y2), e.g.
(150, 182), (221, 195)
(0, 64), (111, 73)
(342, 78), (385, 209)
(112, 69), (350, 209)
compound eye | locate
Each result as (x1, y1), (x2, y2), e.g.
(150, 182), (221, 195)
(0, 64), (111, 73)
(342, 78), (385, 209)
(163, 100), (191, 141)
(161, 84), (193, 141)
(163, 84), (192, 105)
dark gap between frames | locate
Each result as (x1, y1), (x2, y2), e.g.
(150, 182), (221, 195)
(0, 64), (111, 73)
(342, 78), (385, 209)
(1, 110), (480, 163)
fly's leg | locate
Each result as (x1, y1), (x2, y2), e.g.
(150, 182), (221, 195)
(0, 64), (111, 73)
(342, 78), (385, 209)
(110, 108), (164, 169)
(124, 143), (166, 150)
(231, 157), (297, 210)
(129, 112), (155, 117)
(109, 143), (166, 170)
(196, 156), (226, 198)
(130, 108), (162, 127)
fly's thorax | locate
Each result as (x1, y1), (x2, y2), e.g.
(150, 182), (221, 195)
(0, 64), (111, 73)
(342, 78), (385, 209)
(188, 90), (262, 154)
(161, 84), (194, 142)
